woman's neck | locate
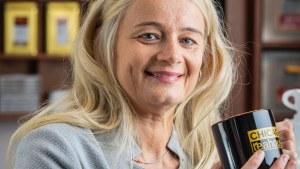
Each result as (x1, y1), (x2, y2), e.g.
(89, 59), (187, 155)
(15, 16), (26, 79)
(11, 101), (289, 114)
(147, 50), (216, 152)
(135, 112), (174, 155)
(132, 110), (180, 169)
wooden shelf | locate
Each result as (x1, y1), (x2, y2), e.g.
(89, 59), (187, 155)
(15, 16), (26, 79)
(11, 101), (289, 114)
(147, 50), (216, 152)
(0, 113), (28, 121)
(0, 54), (70, 61)
(0, 55), (38, 61)
(262, 42), (300, 49)
(38, 54), (71, 61)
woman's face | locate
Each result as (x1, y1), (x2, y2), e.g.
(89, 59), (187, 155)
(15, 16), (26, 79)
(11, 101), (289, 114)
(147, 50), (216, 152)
(115, 0), (206, 114)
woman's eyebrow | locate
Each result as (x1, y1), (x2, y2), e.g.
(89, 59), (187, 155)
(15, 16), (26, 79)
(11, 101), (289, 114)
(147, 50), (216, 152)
(134, 21), (162, 28)
(134, 22), (203, 36)
(133, 21), (204, 38)
(181, 27), (204, 37)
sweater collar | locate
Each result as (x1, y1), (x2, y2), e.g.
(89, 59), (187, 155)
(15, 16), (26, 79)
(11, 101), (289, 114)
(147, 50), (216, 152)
(132, 127), (190, 168)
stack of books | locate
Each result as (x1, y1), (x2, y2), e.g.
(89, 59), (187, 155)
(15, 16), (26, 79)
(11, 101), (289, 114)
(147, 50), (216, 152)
(0, 74), (40, 113)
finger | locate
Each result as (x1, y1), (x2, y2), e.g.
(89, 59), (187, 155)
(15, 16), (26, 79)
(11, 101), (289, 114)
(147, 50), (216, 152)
(241, 151), (265, 169)
(270, 154), (289, 169)
(282, 149), (298, 162)
(276, 120), (293, 129)
(281, 140), (295, 151)
(278, 128), (295, 143)
(277, 120), (293, 134)
(212, 162), (223, 169)
(278, 129), (296, 145)
(285, 160), (297, 169)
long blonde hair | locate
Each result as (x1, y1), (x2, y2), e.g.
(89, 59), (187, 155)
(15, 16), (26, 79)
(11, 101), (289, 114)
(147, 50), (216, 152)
(8, 0), (236, 168)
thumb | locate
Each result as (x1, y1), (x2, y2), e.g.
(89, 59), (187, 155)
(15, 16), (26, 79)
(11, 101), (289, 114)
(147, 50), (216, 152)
(241, 151), (265, 169)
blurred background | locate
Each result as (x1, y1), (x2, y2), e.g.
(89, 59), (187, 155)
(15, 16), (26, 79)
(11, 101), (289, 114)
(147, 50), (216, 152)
(0, 0), (299, 168)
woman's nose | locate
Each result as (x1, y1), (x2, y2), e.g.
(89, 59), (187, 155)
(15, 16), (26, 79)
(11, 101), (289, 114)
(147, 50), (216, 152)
(157, 40), (182, 64)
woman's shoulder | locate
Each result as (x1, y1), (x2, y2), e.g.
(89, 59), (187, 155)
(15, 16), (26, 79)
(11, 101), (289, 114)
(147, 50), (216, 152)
(26, 122), (89, 136)
(20, 123), (93, 146)
(14, 123), (111, 169)
(17, 122), (100, 155)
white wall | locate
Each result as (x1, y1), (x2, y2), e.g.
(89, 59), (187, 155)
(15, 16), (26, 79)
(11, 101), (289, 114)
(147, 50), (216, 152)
(0, 121), (19, 169)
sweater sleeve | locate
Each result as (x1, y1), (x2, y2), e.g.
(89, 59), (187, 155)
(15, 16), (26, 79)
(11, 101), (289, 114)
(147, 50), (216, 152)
(14, 125), (82, 169)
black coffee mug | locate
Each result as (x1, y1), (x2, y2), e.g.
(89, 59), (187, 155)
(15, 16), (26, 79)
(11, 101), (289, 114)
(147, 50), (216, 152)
(212, 109), (283, 169)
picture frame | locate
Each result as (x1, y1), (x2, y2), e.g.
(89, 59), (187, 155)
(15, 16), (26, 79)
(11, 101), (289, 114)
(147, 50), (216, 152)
(4, 2), (38, 56)
(46, 2), (80, 56)
(261, 50), (300, 117)
(262, 0), (300, 43)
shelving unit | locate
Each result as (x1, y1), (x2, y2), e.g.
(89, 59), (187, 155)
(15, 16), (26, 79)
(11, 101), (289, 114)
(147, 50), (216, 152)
(251, 0), (300, 121)
(0, 0), (82, 120)
(0, 55), (72, 119)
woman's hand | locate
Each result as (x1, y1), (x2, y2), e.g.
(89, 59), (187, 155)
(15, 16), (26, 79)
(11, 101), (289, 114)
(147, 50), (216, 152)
(241, 120), (297, 169)
(212, 162), (222, 169)
(277, 120), (297, 163)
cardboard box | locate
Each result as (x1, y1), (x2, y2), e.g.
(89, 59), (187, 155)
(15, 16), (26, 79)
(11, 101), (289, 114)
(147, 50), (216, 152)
(4, 2), (38, 56)
(46, 2), (80, 56)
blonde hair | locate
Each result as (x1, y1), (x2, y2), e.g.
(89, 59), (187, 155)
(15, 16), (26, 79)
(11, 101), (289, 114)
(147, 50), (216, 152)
(8, 0), (236, 168)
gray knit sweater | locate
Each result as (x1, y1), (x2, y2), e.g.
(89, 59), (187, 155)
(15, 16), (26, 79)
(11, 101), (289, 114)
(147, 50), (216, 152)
(14, 123), (190, 169)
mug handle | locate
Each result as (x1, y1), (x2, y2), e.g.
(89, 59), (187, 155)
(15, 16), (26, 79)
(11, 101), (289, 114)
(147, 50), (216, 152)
(282, 90), (296, 110)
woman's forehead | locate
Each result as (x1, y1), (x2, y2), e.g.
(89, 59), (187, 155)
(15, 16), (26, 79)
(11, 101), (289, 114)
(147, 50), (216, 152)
(122, 0), (205, 31)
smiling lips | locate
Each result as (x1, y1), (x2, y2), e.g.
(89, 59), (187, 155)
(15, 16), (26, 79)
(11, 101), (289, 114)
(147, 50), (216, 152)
(145, 70), (183, 83)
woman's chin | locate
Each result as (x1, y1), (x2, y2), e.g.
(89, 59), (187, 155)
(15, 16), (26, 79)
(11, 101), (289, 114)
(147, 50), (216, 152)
(147, 95), (183, 107)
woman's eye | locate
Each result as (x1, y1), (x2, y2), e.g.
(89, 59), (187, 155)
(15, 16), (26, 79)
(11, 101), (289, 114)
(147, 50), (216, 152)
(180, 38), (196, 46)
(138, 33), (159, 40)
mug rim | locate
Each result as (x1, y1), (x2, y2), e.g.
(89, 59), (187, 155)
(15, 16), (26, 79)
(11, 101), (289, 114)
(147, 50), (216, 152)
(212, 109), (272, 126)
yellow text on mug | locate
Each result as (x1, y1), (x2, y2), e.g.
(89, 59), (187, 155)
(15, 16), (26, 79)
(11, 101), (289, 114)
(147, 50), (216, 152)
(247, 127), (282, 152)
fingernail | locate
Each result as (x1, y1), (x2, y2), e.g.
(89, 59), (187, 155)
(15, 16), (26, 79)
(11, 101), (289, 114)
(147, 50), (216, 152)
(256, 151), (265, 160)
(282, 155), (289, 164)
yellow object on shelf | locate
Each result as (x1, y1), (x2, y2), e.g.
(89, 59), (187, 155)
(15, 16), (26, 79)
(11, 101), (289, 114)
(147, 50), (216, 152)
(46, 2), (80, 56)
(285, 65), (300, 74)
(4, 2), (38, 56)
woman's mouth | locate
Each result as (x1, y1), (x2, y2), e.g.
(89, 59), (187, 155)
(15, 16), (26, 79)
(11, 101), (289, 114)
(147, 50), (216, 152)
(144, 70), (182, 83)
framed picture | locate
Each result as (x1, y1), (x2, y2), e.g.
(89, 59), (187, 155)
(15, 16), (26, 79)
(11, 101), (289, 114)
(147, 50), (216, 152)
(261, 50), (300, 117)
(4, 2), (38, 56)
(262, 0), (300, 43)
(46, 2), (80, 56)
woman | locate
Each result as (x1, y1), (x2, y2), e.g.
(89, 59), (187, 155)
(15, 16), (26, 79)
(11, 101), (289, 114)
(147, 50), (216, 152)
(8, 0), (297, 168)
